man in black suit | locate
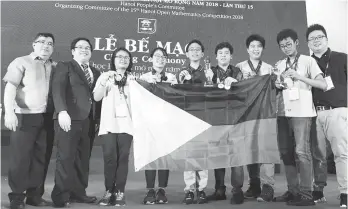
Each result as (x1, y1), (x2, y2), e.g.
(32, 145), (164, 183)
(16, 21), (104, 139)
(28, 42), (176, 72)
(51, 37), (100, 207)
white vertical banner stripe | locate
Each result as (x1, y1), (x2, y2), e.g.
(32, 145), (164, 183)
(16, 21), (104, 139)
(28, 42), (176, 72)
(129, 81), (212, 171)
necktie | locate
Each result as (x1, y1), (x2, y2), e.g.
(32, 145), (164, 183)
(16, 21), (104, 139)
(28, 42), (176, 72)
(81, 64), (93, 87)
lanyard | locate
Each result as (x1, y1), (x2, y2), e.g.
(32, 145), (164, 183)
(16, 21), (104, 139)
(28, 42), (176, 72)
(152, 70), (167, 81)
(285, 53), (300, 72)
(217, 65), (231, 81)
(247, 60), (262, 75)
(324, 52), (331, 76)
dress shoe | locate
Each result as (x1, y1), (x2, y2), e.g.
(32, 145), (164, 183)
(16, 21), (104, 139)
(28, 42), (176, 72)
(207, 188), (227, 201)
(10, 199), (25, 209)
(244, 183), (261, 199)
(70, 195), (97, 203)
(230, 189), (244, 204)
(26, 197), (51, 206)
(53, 202), (70, 208)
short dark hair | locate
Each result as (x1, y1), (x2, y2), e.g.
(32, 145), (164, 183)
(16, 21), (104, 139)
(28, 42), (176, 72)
(276, 29), (298, 44)
(150, 47), (168, 58)
(214, 42), (233, 55)
(33, 32), (55, 44)
(70, 37), (93, 52)
(110, 47), (133, 72)
(185, 39), (205, 52)
(246, 34), (265, 48)
(306, 24), (327, 40)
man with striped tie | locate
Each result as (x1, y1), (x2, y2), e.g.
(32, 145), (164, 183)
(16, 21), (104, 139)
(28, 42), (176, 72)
(51, 37), (100, 207)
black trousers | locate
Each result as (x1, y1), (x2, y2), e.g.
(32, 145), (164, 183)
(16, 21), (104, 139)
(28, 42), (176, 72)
(213, 167), (244, 191)
(145, 170), (169, 189)
(102, 133), (133, 192)
(88, 118), (98, 155)
(51, 118), (91, 204)
(8, 113), (50, 201)
(38, 112), (55, 197)
(247, 164), (261, 185)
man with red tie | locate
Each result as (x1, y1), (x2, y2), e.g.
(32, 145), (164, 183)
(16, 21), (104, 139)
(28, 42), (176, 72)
(50, 37), (100, 207)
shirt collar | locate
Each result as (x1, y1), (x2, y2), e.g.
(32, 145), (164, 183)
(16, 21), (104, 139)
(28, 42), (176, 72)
(217, 64), (232, 72)
(30, 52), (52, 63)
(74, 59), (89, 68)
(312, 48), (331, 61)
(151, 68), (165, 75)
(188, 64), (203, 72)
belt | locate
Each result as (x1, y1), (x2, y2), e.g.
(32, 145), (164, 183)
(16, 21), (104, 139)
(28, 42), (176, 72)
(315, 106), (334, 111)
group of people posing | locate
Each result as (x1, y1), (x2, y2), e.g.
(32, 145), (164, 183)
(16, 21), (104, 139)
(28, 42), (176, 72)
(3, 24), (347, 209)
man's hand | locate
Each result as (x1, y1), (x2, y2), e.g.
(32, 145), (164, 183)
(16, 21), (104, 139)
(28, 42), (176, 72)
(58, 111), (71, 132)
(179, 70), (191, 81)
(275, 79), (284, 89)
(170, 78), (178, 85)
(5, 112), (18, 131)
(224, 77), (238, 86)
(100, 71), (117, 86)
(149, 78), (157, 84)
(284, 69), (301, 81)
(147, 75), (158, 84)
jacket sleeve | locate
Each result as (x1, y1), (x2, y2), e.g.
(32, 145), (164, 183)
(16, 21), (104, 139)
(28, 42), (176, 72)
(211, 66), (218, 84)
(233, 66), (243, 81)
(52, 61), (69, 113)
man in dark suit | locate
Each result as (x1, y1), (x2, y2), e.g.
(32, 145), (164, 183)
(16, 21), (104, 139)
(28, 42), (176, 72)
(50, 37), (100, 207)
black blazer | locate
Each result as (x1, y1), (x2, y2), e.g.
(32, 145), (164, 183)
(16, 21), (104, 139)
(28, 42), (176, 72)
(52, 59), (100, 120)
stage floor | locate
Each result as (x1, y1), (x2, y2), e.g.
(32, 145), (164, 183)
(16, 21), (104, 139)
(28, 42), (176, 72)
(1, 146), (342, 209)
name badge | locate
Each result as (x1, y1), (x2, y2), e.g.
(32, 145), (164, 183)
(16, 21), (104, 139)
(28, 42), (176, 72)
(288, 88), (300, 101)
(324, 75), (335, 92)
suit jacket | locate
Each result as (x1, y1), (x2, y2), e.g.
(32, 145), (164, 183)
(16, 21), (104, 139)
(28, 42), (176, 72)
(52, 59), (101, 120)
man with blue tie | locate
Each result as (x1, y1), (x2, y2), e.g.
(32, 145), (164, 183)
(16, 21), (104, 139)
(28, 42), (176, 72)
(50, 37), (100, 207)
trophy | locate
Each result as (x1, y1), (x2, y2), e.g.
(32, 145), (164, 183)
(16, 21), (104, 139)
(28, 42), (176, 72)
(204, 56), (213, 86)
(273, 65), (287, 89)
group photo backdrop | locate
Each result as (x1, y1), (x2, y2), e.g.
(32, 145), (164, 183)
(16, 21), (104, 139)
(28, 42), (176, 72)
(1, 1), (308, 97)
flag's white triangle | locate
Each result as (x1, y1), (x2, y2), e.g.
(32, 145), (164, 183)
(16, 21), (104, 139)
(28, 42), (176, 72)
(129, 81), (212, 171)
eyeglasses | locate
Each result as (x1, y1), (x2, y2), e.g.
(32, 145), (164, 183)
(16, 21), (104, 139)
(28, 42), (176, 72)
(74, 46), (91, 51)
(153, 54), (167, 60)
(34, 40), (54, 46)
(115, 55), (130, 61)
(217, 52), (231, 55)
(308, 35), (326, 42)
(279, 42), (293, 49)
(188, 48), (202, 52)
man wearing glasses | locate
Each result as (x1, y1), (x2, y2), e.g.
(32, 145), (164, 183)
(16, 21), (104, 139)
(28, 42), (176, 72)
(50, 37), (100, 207)
(176, 39), (213, 205)
(272, 29), (327, 206)
(177, 39), (213, 84)
(306, 24), (347, 208)
(3, 33), (54, 209)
